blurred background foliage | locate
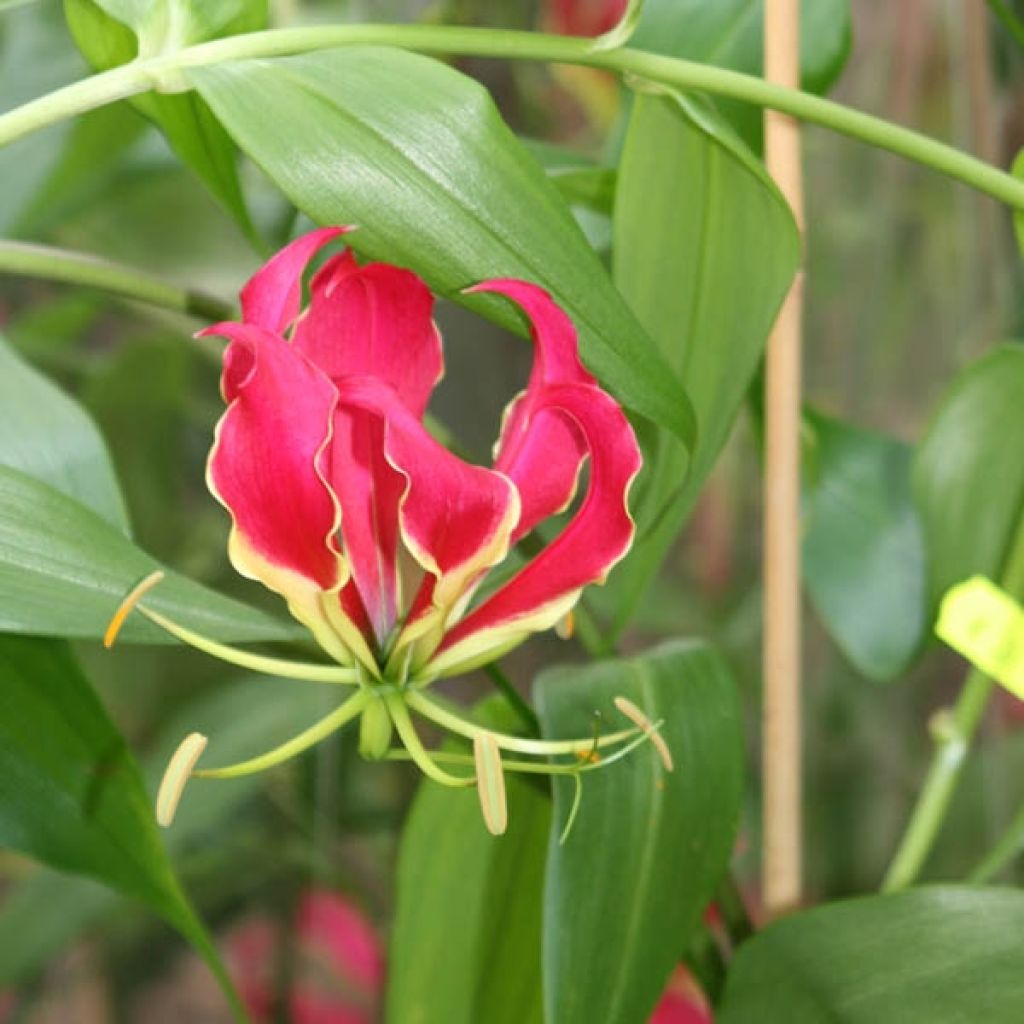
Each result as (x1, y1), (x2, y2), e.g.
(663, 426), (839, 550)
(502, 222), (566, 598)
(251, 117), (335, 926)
(0, 0), (1023, 1019)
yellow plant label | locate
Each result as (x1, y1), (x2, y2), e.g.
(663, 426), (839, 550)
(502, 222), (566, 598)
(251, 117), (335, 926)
(936, 576), (1024, 697)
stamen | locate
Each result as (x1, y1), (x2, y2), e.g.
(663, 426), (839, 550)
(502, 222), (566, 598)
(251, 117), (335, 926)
(104, 570), (166, 647)
(555, 610), (575, 640)
(194, 690), (370, 780)
(559, 774), (584, 845)
(156, 732), (208, 827)
(384, 693), (475, 788)
(104, 574), (357, 683)
(614, 696), (674, 772)
(406, 692), (639, 757)
(141, 607), (358, 684)
(473, 731), (508, 835)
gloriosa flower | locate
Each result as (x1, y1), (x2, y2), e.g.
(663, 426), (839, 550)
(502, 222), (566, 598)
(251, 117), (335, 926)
(107, 227), (670, 835)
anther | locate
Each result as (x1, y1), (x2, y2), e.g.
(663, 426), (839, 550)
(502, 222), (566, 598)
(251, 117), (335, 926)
(104, 570), (166, 648)
(614, 696), (674, 772)
(156, 732), (208, 827)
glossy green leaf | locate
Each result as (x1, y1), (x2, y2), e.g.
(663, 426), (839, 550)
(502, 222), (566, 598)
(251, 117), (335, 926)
(0, 673), (331, 984)
(521, 138), (617, 214)
(631, 0), (852, 146)
(803, 411), (927, 680)
(191, 47), (695, 447)
(388, 700), (549, 1024)
(0, 636), (241, 1012)
(63, 0), (266, 236)
(719, 887), (1024, 1022)
(0, 334), (129, 533)
(913, 344), (1024, 613)
(604, 91), (799, 638)
(536, 639), (744, 1024)
(0, 464), (298, 643)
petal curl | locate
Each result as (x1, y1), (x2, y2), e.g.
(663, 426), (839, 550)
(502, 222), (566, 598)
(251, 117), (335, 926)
(470, 279), (593, 541)
(294, 259), (444, 642)
(428, 382), (642, 678)
(240, 226), (352, 334)
(201, 321), (375, 671)
(335, 377), (519, 670)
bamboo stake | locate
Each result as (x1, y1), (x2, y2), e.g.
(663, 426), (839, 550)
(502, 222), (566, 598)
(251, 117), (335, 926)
(762, 0), (805, 918)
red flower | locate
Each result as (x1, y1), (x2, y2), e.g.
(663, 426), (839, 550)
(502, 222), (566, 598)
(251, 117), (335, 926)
(201, 227), (641, 685)
(112, 229), (664, 835)
(226, 889), (383, 1024)
(546, 0), (629, 37)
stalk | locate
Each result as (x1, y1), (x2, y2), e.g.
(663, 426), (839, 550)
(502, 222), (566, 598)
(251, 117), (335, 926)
(0, 27), (1021, 212)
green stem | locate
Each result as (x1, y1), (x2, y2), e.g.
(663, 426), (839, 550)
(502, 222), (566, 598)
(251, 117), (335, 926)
(0, 26), (1022, 211)
(483, 662), (541, 735)
(969, 801), (1024, 883)
(0, 240), (235, 320)
(883, 514), (1024, 891)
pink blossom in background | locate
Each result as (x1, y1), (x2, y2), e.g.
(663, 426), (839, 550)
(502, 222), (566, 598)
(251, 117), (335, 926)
(546, 0), (628, 36)
(650, 966), (714, 1024)
(225, 889), (383, 1024)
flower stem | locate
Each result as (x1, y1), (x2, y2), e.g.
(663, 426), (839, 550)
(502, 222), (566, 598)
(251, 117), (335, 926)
(882, 515), (1024, 891)
(0, 26), (1022, 212)
(0, 240), (235, 320)
(969, 801), (1024, 883)
(384, 692), (475, 787)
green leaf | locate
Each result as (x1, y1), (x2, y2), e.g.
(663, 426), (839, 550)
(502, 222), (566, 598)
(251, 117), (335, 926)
(631, 0), (852, 147)
(718, 887), (1024, 1022)
(0, 333), (129, 534)
(0, 464), (298, 643)
(913, 344), (1024, 613)
(0, 673), (331, 985)
(802, 411), (927, 680)
(387, 700), (549, 1024)
(603, 91), (799, 638)
(536, 639), (744, 1024)
(0, 636), (241, 1013)
(191, 47), (696, 447)
(63, 0), (266, 236)
(521, 138), (617, 215)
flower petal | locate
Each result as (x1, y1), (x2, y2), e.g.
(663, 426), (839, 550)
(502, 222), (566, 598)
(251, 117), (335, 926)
(201, 321), (375, 670)
(470, 279), (593, 540)
(334, 376), (519, 670)
(428, 382), (641, 678)
(240, 226), (352, 334)
(293, 258), (444, 642)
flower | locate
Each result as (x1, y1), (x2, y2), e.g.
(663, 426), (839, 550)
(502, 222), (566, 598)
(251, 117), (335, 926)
(108, 227), (666, 834)
(545, 0), (628, 36)
(201, 226), (641, 684)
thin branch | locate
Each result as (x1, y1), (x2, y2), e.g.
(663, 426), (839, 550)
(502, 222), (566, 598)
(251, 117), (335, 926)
(0, 240), (235, 321)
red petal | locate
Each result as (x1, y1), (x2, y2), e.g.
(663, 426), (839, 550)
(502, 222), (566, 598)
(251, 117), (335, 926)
(202, 321), (373, 669)
(240, 226), (352, 334)
(471, 279), (593, 540)
(430, 382), (641, 677)
(335, 376), (519, 668)
(294, 259), (444, 641)
(204, 321), (341, 591)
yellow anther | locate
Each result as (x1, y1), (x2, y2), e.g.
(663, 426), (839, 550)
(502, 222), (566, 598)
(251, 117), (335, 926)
(156, 732), (208, 827)
(104, 570), (166, 648)
(473, 731), (508, 836)
(613, 696), (674, 772)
